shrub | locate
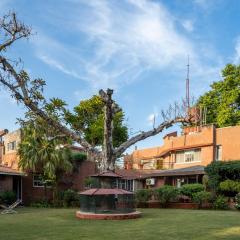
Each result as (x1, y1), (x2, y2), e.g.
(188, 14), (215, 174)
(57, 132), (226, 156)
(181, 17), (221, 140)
(180, 184), (204, 198)
(63, 189), (79, 207)
(205, 160), (240, 192)
(235, 193), (240, 210)
(213, 195), (229, 210)
(219, 180), (240, 196)
(135, 189), (152, 203)
(192, 191), (211, 208)
(30, 200), (50, 208)
(0, 191), (16, 205)
(155, 185), (179, 207)
(71, 152), (87, 162)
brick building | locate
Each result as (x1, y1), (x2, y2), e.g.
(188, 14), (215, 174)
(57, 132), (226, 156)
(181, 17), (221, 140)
(0, 129), (96, 204)
(123, 124), (240, 188)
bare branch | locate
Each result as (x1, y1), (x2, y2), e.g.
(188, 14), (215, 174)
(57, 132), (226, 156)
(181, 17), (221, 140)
(0, 57), (96, 154)
(0, 12), (31, 52)
(115, 116), (190, 157)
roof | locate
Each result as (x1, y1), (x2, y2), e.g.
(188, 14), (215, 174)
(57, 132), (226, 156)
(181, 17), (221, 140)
(115, 169), (149, 180)
(0, 165), (24, 176)
(116, 165), (205, 180)
(91, 171), (122, 178)
(79, 188), (133, 195)
(146, 165), (205, 177)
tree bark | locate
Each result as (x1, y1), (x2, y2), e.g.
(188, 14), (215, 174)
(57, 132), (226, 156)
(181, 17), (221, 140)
(99, 89), (115, 171)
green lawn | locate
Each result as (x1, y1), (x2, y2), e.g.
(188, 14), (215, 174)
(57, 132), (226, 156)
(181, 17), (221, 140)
(0, 208), (240, 240)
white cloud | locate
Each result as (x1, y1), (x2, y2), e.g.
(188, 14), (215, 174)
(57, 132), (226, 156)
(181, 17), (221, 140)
(233, 37), (240, 64)
(38, 54), (82, 80)
(194, 0), (209, 8)
(182, 20), (194, 32)
(147, 106), (159, 126)
(32, 0), (220, 92)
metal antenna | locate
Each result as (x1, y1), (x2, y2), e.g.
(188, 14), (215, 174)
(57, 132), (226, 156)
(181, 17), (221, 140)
(186, 55), (190, 110)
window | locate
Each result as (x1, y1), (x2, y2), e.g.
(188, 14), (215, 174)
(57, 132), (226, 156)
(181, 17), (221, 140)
(176, 149), (201, 163)
(215, 145), (222, 161)
(7, 141), (16, 151)
(185, 151), (195, 162)
(117, 179), (133, 192)
(33, 175), (44, 187)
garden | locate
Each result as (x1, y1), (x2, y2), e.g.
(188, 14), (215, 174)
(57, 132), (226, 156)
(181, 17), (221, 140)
(135, 161), (240, 211)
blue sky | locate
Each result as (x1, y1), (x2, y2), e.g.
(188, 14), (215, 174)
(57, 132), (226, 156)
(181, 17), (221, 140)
(1, 0), (240, 152)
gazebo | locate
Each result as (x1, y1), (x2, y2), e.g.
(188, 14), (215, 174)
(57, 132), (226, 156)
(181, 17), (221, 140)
(76, 171), (141, 220)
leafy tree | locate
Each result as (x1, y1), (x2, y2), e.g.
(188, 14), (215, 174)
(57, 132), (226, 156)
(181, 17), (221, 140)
(198, 64), (240, 127)
(66, 95), (128, 148)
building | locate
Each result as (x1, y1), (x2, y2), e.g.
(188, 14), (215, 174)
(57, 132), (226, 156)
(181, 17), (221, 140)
(0, 129), (96, 204)
(0, 129), (24, 200)
(123, 124), (240, 188)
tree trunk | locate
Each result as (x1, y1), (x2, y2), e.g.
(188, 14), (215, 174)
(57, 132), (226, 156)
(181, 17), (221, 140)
(100, 89), (116, 172)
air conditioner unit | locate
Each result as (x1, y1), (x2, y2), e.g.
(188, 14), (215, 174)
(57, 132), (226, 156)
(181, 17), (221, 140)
(146, 178), (155, 186)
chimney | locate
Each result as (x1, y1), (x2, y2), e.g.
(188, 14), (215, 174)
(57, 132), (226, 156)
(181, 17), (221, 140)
(135, 145), (138, 151)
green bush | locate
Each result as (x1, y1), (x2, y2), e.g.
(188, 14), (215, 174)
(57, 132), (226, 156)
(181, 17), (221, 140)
(180, 184), (204, 198)
(155, 185), (179, 207)
(63, 189), (79, 207)
(213, 195), (229, 210)
(235, 193), (240, 210)
(71, 152), (87, 162)
(205, 160), (240, 192)
(219, 180), (240, 196)
(192, 191), (211, 208)
(30, 200), (50, 208)
(0, 191), (16, 205)
(135, 189), (152, 203)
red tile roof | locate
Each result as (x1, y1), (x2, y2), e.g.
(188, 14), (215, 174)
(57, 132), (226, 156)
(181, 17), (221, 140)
(115, 169), (149, 180)
(80, 188), (133, 195)
(0, 165), (24, 176)
(91, 171), (122, 178)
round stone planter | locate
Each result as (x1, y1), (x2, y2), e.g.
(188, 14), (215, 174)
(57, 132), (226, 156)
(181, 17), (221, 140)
(76, 210), (141, 220)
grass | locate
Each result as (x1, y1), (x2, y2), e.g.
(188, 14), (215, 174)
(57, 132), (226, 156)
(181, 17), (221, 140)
(0, 208), (240, 240)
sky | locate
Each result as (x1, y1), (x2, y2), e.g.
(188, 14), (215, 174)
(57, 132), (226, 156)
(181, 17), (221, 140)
(1, 0), (240, 153)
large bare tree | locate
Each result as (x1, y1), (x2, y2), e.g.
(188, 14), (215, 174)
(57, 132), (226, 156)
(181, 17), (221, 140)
(0, 13), (191, 171)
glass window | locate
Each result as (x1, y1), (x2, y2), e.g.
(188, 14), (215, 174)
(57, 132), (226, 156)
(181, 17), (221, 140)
(7, 141), (17, 151)
(33, 175), (44, 187)
(176, 149), (201, 163)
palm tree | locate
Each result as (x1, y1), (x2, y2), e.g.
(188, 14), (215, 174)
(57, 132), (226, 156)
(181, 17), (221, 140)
(18, 122), (72, 202)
